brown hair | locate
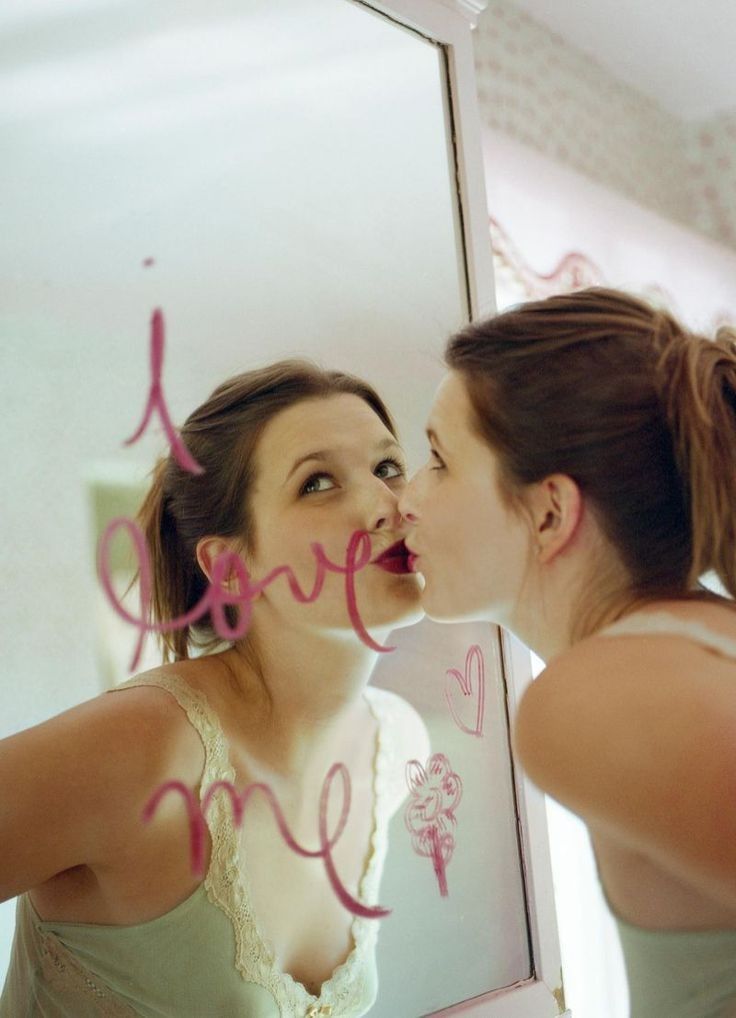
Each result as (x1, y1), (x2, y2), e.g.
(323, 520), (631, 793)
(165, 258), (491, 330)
(445, 286), (736, 644)
(129, 359), (398, 663)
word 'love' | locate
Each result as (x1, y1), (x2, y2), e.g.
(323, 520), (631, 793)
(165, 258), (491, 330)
(98, 524), (397, 673)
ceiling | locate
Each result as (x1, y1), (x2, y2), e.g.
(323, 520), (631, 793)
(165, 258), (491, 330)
(510, 0), (736, 122)
(1, 0), (734, 122)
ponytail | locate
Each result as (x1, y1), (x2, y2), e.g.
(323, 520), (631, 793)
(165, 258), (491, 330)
(123, 456), (190, 663)
(654, 315), (736, 596)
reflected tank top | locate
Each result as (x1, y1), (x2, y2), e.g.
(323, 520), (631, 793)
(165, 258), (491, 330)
(0, 674), (403, 1017)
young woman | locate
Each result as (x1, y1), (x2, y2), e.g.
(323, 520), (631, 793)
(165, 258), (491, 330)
(398, 286), (736, 1018)
(0, 360), (429, 1017)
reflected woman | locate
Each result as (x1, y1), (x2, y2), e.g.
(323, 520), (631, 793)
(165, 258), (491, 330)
(399, 286), (736, 1018)
(0, 361), (429, 1017)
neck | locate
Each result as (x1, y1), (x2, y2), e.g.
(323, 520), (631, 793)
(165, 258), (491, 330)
(214, 622), (386, 794)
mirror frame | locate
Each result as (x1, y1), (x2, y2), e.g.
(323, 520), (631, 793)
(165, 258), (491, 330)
(353, 1), (570, 1014)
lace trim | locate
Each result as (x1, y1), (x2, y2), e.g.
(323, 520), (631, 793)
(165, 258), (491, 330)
(36, 916), (140, 1016)
(115, 673), (392, 1013)
(596, 611), (736, 660)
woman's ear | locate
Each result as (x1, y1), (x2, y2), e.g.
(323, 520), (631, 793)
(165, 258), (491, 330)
(195, 536), (260, 600)
(531, 475), (583, 563)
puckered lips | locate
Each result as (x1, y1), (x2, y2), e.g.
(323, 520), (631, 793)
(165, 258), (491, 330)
(372, 538), (413, 574)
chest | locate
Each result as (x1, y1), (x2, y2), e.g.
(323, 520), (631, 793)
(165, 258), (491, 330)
(237, 774), (378, 994)
(30, 708), (382, 997)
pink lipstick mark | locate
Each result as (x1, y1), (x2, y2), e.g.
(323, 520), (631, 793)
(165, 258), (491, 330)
(142, 257), (155, 267)
(123, 308), (204, 475)
(142, 763), (390, 920)
(444, 644), (486, 737)
(98, 523), (396, 672)
(404, 753), (462, 897)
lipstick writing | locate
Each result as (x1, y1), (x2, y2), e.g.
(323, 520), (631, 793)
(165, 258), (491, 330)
(98, 523), (397, 672)
(404, 753), (462, 897)
(444, 644), (486, 737)
(142, 763), (391, 921)
(123, 308), (203, 476)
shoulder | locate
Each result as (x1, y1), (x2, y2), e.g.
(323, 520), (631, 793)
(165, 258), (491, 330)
(39, 669), (202, 770)
(516, 609), (734, 747)
(519, 599), (736, 714)
(0, 671), (208, 896)
(512, 604), (736, 831)
(103, 666), (210, 777)
(66, 668), (211, 854)
(512, 604), (736, 903)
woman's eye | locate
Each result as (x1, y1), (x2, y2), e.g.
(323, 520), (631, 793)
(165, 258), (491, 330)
(300, 472), (335, 496)
(299, 457), (405, 496)
(429, 449), (445, 471)
(375, 457), (405, 480)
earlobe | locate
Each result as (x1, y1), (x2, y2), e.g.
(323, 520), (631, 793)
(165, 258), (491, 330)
(196, 537), (251, 595)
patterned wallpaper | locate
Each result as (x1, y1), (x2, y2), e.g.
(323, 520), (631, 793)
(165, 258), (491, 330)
(473, 0), (736, 252)
(686, 113), (736, 249)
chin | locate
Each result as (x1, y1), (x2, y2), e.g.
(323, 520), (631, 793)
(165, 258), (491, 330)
(355, 573), (426, 632)
(372, 600), (426, 630)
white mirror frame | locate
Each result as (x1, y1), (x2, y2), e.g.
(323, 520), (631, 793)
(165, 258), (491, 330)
(355, 1), (570, 1014)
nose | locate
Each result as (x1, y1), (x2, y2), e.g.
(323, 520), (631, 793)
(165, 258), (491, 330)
(371, 483), (404, 532)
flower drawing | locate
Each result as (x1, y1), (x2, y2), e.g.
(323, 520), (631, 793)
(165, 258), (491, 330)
(404, 752), (463, 896)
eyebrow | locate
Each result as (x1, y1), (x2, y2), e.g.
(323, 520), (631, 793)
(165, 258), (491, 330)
(284, 437), (403, 484)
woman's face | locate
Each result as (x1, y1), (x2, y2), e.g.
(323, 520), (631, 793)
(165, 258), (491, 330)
(237, 393), (424, 638)
(399, 371), (531, 624)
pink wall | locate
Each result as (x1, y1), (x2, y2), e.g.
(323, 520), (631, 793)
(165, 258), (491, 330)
(481, 128), (736, 332)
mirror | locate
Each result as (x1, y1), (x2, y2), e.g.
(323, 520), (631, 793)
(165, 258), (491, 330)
(1, 0), (533, 1013)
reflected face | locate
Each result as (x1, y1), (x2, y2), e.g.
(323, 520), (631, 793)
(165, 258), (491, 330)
(398, 371), (530, 623)
(242, 394), (424, 637)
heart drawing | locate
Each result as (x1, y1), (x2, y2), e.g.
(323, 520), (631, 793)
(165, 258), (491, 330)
(444, 643), (486, 737)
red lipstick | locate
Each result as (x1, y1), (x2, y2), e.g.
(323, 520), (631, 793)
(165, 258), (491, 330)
(373, 539), (412, 574)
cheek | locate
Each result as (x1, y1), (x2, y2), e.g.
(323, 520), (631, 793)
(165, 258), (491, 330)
(421, 479), (466, 546)
(444, 482), (494, 548)
(293, 510), (360, 566)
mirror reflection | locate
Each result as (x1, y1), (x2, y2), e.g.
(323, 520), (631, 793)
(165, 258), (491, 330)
(0, 1), (531, 1014)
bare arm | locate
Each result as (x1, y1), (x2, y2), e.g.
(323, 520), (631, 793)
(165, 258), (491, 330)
(513, 633), (736, 910)
(0, 688), (185, 903)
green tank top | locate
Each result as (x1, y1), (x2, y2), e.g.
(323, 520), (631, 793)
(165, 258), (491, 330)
(0, 674), (401, 1017)
(595, 610), (736, 1018)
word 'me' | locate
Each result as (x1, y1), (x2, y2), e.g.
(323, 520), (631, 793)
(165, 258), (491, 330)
(142, 762), (390, 921)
